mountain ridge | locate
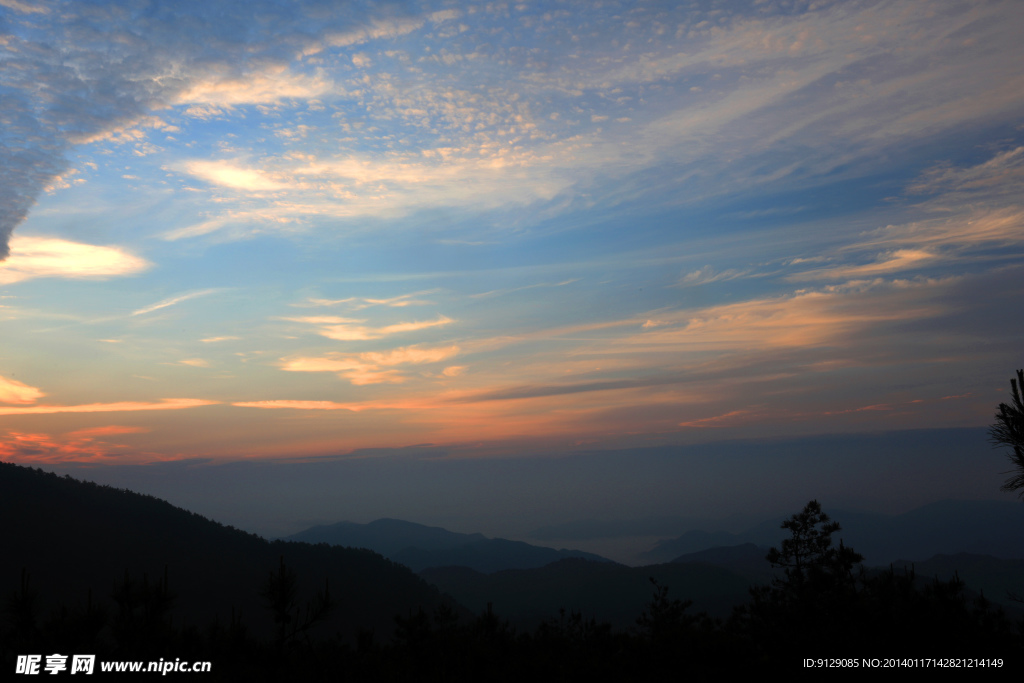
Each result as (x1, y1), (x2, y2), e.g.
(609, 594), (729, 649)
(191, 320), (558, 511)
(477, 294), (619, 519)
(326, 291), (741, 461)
(285, 518), (613, 573)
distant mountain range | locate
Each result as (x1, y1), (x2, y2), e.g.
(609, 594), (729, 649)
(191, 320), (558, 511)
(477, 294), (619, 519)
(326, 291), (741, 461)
(6, 460), (1022, 650)
(285, 518), (612, 573)
(637, 500), (1024, 565)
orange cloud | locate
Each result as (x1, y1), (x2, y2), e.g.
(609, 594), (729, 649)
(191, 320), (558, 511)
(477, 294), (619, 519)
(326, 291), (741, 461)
(282, 344), (460, 385)
(678, 409), (756, 428)
(0, 427), (152, 464)
(788, 249), (937, 281)
(0, 375), (45, 404)
(626, 278), (948, 352)
(66, 425), (151, 438)
(232, 398), (432, 412)
(0, 398), (218, 416)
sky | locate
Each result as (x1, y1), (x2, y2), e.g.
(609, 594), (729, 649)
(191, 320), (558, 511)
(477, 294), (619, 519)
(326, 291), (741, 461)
(2, 0), (1023, 548)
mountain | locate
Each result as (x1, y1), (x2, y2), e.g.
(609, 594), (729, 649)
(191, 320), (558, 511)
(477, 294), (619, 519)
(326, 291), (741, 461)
(639, 500), (1024, 565)
(0, 462), (448, 641)
(286, 518), (487, 557)
(670, 543), (777, 585)
(393, 538), (611, 573)
(286, 519), (612, 573)
(634, 528), (765, 565)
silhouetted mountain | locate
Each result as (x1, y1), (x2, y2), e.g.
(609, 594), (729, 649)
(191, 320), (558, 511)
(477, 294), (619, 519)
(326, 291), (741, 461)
(639, 529), (763, 564)
(639, 500), (1024, 565)
(0, 462), (448, 641)
(419, 558), (753, 630)
(670, 543), (777, 584)
(287, 518), (612, 573)
(529, 516), (702, 541)
(286, 518), (487, 556)
(393, 538), (611, 573)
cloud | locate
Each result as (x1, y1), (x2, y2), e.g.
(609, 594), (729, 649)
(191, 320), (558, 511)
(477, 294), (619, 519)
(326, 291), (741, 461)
(8, 0), (1019, 259)
(316, 16), (426, 52)
(907, 147), (1024, 198)
(174, 71), (334, 107)
(231, 398), (431, 412)
(66, 425), (150, 438)
(0, 0), (427, 257)
(676, 266), (749, 287)
(283, 344), (460, 385)
(0, 237), (150, 284)
(679, 410), (756, 429)
(788, 249), (938, 282)
(180, 160), (287, 192)
(632, 279), (949, 352)
(132, 289), (220, 316)
(290, 290), (437, 309)
(0, 426), (154, 464)
(0, 0), (49, 14)
(0, 375), (45, 404)
(290, 314), (455, 341)
(777, 148), (1024, 283)
(233, 400), (365, 411)
(0, 398), (217, 416)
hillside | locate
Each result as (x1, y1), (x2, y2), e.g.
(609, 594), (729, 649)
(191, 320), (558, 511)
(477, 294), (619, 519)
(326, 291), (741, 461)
(419, 558), (753, 630)
(0, 462), (448, 642)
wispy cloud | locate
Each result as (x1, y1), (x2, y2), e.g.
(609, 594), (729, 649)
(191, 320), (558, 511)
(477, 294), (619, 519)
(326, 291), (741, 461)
(132, 289), (221, 316)
(0, 398), (217, 416)
(288, 314), (455, 341)
(469, 280), (579, 299)
(290, 290), (438, 309)
(788, 249), (938, 282)
(675, 266), (749, 287)
(283, 344), (460, 385)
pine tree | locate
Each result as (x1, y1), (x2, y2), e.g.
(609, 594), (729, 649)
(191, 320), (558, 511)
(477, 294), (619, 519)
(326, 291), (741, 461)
(990, 369), (1024, 498)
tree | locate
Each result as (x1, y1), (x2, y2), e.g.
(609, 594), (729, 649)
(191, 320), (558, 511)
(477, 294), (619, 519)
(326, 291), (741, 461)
(766, 500), (863, 597)
(990, 369), (1024, 498)
(260, 556), (333, 648)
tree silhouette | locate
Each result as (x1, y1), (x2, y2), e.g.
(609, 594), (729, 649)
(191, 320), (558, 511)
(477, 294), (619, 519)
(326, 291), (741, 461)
(990, 368), (1024, 498)
(766, 499), (863, 596)
(260, 555), (333, 648)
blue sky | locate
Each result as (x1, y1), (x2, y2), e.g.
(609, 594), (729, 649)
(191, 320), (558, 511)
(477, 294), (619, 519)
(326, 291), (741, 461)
(1, 0), (1023, 539)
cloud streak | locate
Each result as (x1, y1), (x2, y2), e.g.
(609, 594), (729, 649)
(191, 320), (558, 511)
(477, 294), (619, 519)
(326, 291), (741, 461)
(0, 398), (217, 416)
(287, 314), (454, 341)
(132, 289), (220, 316)
(283, 344), (460, 385)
